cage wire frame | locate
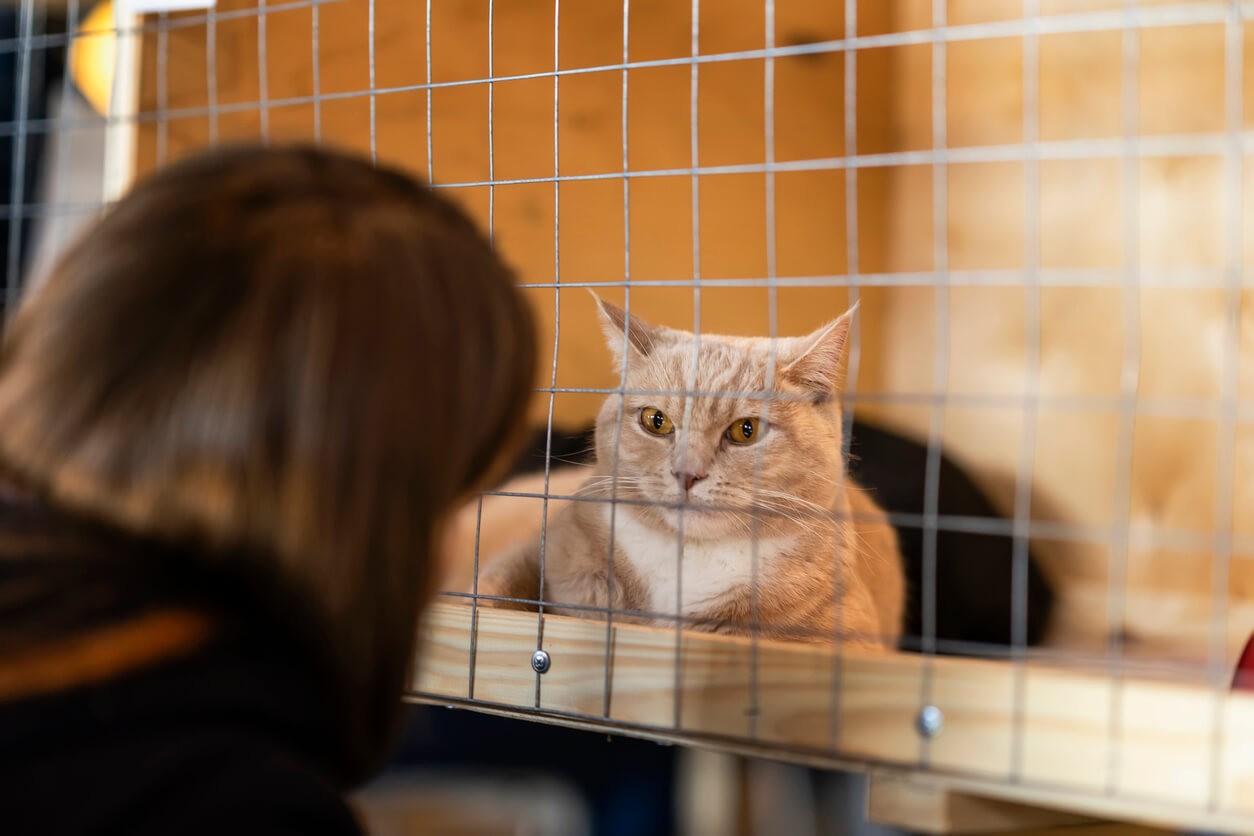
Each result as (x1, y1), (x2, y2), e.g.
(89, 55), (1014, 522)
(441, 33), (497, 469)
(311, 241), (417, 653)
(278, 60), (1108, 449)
(3, 0), (1254, 830)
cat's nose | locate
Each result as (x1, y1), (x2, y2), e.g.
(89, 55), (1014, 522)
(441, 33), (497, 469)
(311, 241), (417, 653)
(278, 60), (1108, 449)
(673, 471), (707, 493)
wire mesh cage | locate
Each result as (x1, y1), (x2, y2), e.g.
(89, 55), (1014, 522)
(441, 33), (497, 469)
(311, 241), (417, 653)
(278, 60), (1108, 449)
(10, 0), (1254, 831)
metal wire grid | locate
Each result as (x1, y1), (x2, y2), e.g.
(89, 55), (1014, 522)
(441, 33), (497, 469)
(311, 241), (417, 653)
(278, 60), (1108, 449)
(1212, 0), (1246, 808)
(5, 0), (37, 313)
(0, 0), (1245, 814)
(4, 4), (1254, 291)
(533, 0), (561, 714)
(439, 2), (1242, 806)
(611, 0), (630, 723)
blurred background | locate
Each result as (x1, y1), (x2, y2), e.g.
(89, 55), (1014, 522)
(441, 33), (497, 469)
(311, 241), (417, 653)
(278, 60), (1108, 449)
(5, 0), (1249, 833)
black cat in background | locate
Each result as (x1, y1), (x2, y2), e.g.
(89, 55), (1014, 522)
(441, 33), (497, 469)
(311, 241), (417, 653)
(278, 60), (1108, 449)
(846, 421), (1054, 651)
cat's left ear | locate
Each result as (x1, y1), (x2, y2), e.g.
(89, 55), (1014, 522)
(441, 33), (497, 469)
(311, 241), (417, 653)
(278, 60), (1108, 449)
(780, 302), (857, 394)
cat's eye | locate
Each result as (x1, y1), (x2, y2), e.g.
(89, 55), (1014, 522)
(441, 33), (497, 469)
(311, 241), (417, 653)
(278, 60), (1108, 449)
(725, 417), (762, 445)
(639, 407), (675, 436)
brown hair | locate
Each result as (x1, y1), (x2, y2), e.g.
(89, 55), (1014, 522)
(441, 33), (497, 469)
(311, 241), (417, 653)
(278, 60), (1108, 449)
(0, 145), (536, 781)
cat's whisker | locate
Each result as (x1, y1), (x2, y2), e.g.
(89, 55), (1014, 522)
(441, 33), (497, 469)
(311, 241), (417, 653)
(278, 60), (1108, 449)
(749, 488), (834, 516)
(740, 503), (810, 529)
(747, 507), (816, 529)
(743, 494), (822, 519)
(572, 476), (652, 498)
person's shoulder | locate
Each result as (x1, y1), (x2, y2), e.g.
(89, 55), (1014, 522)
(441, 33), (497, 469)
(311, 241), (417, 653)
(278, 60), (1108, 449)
(130, 730), (366, 836)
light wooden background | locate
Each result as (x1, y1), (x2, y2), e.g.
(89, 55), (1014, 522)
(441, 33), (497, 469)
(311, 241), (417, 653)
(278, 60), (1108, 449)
(137, 0), (1254, 663)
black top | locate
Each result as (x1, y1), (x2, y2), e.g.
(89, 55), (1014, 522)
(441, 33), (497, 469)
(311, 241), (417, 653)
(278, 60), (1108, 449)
(0, 494), (374, 835)
(0, 629), (364, 836)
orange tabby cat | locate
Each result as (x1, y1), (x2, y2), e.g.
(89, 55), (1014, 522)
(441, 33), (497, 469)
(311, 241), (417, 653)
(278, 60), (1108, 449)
(476, 298), (904, 647)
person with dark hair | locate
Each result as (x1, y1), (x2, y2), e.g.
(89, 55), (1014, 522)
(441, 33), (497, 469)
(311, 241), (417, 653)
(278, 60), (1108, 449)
(0, 144), (537, 834)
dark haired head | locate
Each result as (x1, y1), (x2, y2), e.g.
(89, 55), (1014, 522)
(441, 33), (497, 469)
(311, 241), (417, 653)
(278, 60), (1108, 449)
(0, 144), (536, 782)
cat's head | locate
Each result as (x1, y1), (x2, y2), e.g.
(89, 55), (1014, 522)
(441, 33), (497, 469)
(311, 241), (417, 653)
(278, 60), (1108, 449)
(592, 295), (855, 541)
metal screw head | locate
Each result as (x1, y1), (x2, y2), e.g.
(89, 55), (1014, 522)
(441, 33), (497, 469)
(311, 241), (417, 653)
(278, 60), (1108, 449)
(916, 704), (943, 738)
(531, 649), (551, 674)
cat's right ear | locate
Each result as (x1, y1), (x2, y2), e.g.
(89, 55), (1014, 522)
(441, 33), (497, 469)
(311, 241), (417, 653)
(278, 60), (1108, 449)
(781, 303), (857, 395)
(591, 292), (664, 362)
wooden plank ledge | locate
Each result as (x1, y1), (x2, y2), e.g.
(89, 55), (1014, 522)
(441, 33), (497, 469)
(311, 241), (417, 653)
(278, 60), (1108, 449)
(410, 601), (1254, 834)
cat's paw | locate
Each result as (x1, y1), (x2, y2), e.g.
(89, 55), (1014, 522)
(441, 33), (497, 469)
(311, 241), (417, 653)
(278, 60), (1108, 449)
(471, 575), (526, 611)
(471, 547), (541, 612)
(587, 571), (623, 611)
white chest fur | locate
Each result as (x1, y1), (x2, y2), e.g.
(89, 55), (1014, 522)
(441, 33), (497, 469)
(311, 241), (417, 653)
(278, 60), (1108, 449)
(599, 505), (796, 617)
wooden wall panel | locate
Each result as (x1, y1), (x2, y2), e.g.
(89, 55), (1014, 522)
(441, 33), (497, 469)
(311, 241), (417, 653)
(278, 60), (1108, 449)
(136, 0), (893, 428)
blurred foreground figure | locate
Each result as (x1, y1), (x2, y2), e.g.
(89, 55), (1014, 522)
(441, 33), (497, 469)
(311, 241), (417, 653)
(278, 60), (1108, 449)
(0, 146), (535, 835)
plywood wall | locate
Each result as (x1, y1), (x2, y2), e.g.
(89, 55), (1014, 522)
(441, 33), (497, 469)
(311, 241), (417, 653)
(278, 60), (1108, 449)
(137, 1), (1254, 661)
(136, 0), (894, 428)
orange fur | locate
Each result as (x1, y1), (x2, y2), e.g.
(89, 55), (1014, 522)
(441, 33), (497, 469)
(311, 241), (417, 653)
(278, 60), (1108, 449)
(475, 300), (904, 647)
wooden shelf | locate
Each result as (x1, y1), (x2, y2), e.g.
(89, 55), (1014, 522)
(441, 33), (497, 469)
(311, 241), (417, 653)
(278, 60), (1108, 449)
(411, 601), (1254, 833)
